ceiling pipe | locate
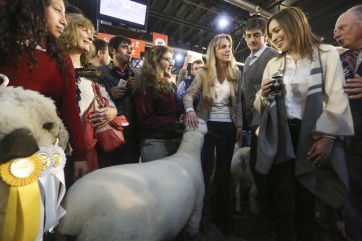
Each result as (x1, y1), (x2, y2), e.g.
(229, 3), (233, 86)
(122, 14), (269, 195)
(223, 0), (272, 18)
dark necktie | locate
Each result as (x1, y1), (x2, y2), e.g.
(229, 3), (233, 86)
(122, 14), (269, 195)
(340, 50), (358, 79)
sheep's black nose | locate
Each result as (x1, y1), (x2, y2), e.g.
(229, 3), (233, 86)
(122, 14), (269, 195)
(0, 128), (39, 164)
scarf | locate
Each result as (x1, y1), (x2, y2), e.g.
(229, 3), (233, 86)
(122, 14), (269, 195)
(256, 90), (295, 174)
(257, 49), (349, 208)
(296, 51), (349, 208)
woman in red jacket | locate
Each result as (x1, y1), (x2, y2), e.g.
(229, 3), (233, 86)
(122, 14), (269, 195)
(0, 0), (88, 180)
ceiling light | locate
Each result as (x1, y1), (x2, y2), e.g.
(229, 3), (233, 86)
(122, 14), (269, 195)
(175, 54), (183, 62)
(219, 17), (229, 28)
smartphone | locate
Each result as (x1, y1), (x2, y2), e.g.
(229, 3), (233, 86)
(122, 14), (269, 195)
(118, 79), (127, 88)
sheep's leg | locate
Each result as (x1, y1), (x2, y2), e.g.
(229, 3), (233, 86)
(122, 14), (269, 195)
(185, 209), (201, 235)
(234, 162), (242, 213)
(54, 232), (68, 241)
(184, 232), (197, 241)
(235, 181), (241, 212)
(249, 184), (259, 214)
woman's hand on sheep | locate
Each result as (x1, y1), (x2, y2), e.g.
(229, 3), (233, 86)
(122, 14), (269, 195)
(307, 137), (335, 167)
(90, 107), (118, 128)
(185, 110), (198, 129)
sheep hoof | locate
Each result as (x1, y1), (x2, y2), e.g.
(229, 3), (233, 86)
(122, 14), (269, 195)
(185, 232), (198, 241)
(199, 222), (210, 235)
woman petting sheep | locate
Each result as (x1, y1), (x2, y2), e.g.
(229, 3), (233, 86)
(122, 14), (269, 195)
(0, 0), (89, 180)
(57, 13), (118, 173)
(134, 46), (184, 162)
(183, 33), (243, 236)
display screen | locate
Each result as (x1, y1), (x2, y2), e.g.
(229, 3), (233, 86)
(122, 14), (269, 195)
(98, 0), (148, 31)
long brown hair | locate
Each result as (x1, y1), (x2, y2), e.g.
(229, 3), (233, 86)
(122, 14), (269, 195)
(0, 0), (67, 74)
(57, 13), (95, 66)
(266, 6), (323, 60)
(139, 46), (174, 98)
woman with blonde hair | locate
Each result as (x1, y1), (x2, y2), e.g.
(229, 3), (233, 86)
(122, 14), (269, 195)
(134, 45), (184, 162)
(255, 6), (354, 240)
(184, 33), (243, 236)
(58, 13), (118, 172)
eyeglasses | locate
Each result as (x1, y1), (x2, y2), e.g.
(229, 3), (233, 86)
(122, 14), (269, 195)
(159, 57), (175, 65)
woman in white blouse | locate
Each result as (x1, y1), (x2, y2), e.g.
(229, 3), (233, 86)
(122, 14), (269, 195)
(254, 6), (354, 241)
(184, 33), (243, 236)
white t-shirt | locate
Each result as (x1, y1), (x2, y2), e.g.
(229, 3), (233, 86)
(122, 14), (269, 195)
(209, 79), (232, 122)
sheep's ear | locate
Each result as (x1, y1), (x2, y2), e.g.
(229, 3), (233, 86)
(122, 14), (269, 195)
(43, 122), (54, 131)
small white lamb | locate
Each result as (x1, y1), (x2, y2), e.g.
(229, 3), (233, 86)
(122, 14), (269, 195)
(56, 119), (208, 241)
(0, 85), (69, 240)
(230, 147), (259, 214)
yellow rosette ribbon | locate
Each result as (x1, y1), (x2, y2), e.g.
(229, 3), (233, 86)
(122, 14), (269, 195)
(0, 154), (42, 241)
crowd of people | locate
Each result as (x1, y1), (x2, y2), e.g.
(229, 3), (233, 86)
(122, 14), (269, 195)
(0, 0), (361, 240)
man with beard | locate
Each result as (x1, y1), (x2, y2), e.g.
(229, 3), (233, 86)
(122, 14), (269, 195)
(96, 35), (141, 166)
(334, 5), (362, 240)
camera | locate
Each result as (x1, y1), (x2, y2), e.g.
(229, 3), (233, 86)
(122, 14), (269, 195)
(270, 75), (283, 96)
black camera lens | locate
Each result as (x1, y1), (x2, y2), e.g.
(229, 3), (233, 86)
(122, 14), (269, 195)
(270, 75), (283, 96)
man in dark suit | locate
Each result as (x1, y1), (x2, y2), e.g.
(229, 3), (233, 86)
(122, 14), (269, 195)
(334, 5), (362, 240)
(96, 35), (141, 166)
(241, 17), (278, 223)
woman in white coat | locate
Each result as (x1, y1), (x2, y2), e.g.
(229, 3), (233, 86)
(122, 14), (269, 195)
(254, 6), (354, 241)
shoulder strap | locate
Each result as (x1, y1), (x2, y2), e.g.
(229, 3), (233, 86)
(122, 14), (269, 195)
(92, 81), (105, 109)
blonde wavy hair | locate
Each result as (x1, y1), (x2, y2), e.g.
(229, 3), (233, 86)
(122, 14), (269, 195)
(57, 13), (95, 66)
(203, 33), (237, 87)
(139, 45), (173, 98)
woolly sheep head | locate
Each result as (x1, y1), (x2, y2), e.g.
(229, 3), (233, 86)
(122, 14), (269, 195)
(185, 118), (208, 135)
(0, 86), (69, 164)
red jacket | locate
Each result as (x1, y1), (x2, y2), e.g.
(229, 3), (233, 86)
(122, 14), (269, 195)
(0, 50), (87, 162)
(134, 86), (184, 139)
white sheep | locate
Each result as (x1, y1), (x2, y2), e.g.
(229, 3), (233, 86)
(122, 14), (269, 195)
(230, 147), (259, 214)
(0, 84), (69, 240)
(56, 119), (208, 241)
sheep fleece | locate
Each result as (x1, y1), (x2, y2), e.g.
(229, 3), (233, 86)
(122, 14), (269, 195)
(57, 125), (206, 241)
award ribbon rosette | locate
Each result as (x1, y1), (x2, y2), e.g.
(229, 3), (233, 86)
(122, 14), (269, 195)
(36, 142), (67, 232)
(37, 147), (57, 232)
(0, 154), (42, 241)
(50, 143), (67, 231)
